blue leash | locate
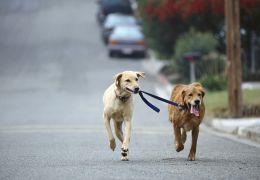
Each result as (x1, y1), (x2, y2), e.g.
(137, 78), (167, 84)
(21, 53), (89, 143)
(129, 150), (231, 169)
(138, 90), (185, 113)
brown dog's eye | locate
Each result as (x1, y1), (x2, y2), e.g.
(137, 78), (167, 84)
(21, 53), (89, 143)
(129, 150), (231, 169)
(198, 93), (201, 96)
(125, 79), (131, 82)
(188, 93), (193, 97)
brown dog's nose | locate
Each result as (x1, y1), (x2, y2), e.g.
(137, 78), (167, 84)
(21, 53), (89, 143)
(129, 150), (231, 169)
(195, 100), (200, 105)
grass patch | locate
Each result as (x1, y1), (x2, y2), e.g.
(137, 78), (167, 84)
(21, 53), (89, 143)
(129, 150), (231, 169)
(243, 89), (260, 105)
(205, 89), (260, 118)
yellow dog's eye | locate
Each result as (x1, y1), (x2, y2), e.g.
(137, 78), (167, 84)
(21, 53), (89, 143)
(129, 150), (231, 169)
(125, 79), (131, 82)
(198, 93), (201, 96)
(188, 93), (193, 97)
(135, 78), (138, 81)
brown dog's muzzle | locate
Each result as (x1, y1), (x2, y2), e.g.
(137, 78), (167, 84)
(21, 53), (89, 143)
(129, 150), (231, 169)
(188, 102), (200, 117)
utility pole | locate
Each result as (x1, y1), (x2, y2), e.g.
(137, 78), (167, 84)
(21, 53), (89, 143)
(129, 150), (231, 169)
(225, 0), (242, 117)
(251, 31), (256, 73)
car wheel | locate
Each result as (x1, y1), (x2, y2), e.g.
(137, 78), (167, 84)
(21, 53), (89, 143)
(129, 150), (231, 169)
(108, 51), (114, 57)
(102, 36), (109, 45)
(140, 52), (146, 58)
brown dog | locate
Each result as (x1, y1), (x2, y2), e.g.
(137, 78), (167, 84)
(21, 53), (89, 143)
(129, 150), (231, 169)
(168, 82), (205, 161)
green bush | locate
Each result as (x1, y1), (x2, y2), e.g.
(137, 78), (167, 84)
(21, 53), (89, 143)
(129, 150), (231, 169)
(196, 53), (226, 79)
(199, 74), (227, 91)
(173, 29), (219, 82)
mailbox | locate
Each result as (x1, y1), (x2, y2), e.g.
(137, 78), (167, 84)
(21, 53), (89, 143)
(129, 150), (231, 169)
(183, 52), (201, 62)
(183, 52), (201, 82)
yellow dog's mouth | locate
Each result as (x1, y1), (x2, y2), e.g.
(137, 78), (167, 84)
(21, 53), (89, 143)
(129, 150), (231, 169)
(126, 87), (139, 94)
(188, 103), (200, 117)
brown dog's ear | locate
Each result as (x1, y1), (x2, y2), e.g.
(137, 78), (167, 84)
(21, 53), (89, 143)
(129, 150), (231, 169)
(113, 73), (123, 88)
(201, 88), (205, 97)
(181, 89), (186, 103)
(136, 71), (145, 78)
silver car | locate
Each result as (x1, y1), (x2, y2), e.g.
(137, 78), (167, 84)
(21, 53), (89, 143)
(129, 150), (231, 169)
(102, 14), (138, 44)
(108, 25), (147, 57)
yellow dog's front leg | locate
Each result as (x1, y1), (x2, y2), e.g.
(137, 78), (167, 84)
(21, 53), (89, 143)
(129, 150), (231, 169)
(121, 120), (131, 161)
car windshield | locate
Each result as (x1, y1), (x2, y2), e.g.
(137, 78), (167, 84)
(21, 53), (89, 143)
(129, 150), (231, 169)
(105, 15), (137, 27)
(113, 26), (143, 39)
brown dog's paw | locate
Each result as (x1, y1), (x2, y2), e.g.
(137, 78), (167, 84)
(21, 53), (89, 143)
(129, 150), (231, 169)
(176, 144), (184, 152)
(188, 153), (195, 161)
(109, 138), (116, 151)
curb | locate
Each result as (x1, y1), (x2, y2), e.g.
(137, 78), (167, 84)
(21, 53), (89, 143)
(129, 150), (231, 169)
(237, 126), (260, 143)
(209, 118), (260, 143)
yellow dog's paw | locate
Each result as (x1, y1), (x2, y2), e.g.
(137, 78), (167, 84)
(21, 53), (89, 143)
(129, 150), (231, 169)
(121, 156), (129, 161)
(109, 138), (116, 151)
(121, 147), (128, 156)
(121, 147), (129, 161)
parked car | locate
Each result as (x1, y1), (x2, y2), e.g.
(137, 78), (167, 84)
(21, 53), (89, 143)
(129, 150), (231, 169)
(96, 0), (133, 24)
(108, 25), (147, 57)
(102, 14), (138, 44)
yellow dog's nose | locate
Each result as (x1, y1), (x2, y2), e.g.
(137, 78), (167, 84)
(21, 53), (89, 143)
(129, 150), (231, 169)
(134, 87), (139, 94)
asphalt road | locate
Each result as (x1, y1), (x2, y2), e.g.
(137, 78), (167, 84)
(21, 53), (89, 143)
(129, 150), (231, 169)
(0, 0), (260, 179)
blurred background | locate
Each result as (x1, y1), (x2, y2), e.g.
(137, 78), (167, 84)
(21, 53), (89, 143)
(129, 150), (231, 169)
(0, 0), (149, 126)
(0, 0), (260, 179)
(1, 0), (259, 125)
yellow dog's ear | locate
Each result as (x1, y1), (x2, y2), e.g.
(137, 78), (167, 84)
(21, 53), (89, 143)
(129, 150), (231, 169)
(136, 71), (145, 78)
(113, 73), (123, 87)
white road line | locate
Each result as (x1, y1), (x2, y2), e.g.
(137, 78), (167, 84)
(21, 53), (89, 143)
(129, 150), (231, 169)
(0, 125), (172, 135)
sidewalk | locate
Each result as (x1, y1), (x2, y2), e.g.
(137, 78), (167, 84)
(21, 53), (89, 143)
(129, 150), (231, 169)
(142, 57), (260, 144)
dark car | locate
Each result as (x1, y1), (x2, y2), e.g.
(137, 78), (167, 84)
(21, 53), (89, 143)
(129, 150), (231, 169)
(96, 0), (133, 24)
(108, 25), (147, 58)
(102, 14), (138, 44)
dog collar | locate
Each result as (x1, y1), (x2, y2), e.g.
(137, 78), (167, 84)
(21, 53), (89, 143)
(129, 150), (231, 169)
(115, 90), (131, 103)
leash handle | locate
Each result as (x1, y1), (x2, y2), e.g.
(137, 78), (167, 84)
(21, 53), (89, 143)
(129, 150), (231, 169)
(139, 91), (160, 113)
(138, 90), (184, 113)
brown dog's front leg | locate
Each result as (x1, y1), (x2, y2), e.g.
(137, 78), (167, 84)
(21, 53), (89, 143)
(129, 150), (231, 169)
(188, 127), (199, 161)
(174, 124), (184, 152)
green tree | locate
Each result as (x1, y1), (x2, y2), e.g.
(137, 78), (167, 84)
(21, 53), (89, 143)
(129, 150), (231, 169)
(138, 0), (259, 59)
